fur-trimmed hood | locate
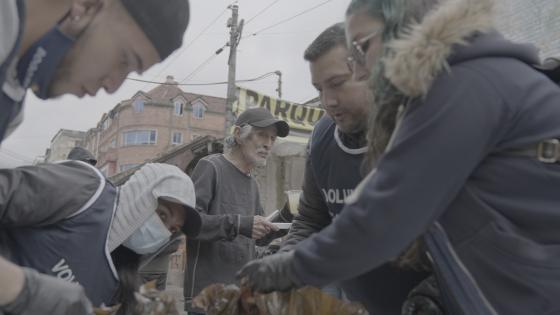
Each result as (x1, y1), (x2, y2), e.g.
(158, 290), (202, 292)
(383, 0), (539, 98)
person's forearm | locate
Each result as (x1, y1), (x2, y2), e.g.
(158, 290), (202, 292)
(279, 216), (325, 252)
(0, 257), (25, 305)
(194, 213), (253, 241)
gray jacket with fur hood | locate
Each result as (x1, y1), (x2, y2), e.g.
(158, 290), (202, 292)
(290, 0), (560, 314)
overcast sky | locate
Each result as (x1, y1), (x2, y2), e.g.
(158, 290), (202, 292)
(2, 0), (557, 167)
(0, 0), (350, 167)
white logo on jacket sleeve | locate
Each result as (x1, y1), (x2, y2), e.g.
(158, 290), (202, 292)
(51, 258), (77, 283)
(321, 188), (355, 204)
(345, 168), (376, 205)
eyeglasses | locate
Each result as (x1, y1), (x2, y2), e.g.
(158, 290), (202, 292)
(349, 28), (383, 67)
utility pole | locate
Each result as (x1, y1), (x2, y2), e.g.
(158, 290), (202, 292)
(274, 70), (282, 99)
(225, 4), (244, 136)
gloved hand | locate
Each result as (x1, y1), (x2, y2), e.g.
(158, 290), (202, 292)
(401, 275), (444, 315)
(236, 251), (303, 293)
(0, 267), (93, 315)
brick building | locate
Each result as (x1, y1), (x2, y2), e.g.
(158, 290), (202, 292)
(82, 76), (226, 177)
(496, 0), (560, 58)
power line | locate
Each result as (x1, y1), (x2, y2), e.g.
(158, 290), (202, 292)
(1, 148), (34, 161)
(243, 0), (335, 39)
(179, 44), (227, 83)
(0, 149), (34, 163)
(245, 0), (282, 25)
(143, 0), (331, 89)
(147, 0), (326, 88)
(127, 71), (278, 86)
(148, 7), (230, 81)
(0, 152), (28, 162)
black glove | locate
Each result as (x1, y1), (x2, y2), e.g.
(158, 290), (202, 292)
(236, 251), (303, 293)
(401, 275), (444, 315)
(1, 268), (93, 315)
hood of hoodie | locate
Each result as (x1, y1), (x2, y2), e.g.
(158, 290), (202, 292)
(383, 0), (540, 99)
(67, 147), (97, 163)
(107, 163), (201, 252)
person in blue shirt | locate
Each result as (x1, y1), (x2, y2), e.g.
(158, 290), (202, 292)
(239, 0), (560, 314)
(274, 22), (427, 313)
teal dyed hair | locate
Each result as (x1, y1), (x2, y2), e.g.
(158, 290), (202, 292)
(346, 0), (407, 43)
(346, 0), (442, 44)
(347, 0), (444, 270)
(345, 0), (442, 169)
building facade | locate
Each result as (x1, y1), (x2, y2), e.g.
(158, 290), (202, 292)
(44, 129), (86, 162)
(82, 76), (226, 177)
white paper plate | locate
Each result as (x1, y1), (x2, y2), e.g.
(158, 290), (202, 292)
(271, 222), (292, 230)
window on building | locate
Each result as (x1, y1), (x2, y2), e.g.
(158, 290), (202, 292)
(122, 130), (156, 146)
(133, 99), (144, 113)
(101, 118), (111, 130)
(120, 163), (140, 172)
(110, 138), (117, 148)
(172, 132), (182, 145)
(192, 102), (206, 119)
(174, 101), (183, 116)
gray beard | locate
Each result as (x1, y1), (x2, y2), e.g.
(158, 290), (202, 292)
(254, 158), (267, 167)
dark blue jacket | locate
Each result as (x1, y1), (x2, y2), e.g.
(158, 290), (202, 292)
(290, 2), (560, 313)
(282, 116), (428, 314)
(0, 162), (120, 306)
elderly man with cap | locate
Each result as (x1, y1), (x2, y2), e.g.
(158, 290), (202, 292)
(183, 107), (289, 314)
(0, 0), (190, 145)
(0, 161), (201, 314)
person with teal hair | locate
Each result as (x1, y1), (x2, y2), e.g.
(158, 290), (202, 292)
(239, 0), (560, 314)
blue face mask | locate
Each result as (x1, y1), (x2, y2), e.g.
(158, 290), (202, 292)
(16, 25), (75, 99)
(122, 213), (171, 255)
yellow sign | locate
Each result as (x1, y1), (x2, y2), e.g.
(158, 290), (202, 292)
(233, 86), (324, 134)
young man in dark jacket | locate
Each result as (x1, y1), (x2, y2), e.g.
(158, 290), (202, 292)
(276, 23), (426, 313)
(239, 0), (560, 314)
(0, 0), (190, 144)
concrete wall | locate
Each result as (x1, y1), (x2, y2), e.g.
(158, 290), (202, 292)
(254, 141), (307, 215)
(496, 0), (560, 58)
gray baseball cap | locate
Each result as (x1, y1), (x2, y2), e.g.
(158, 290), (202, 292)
(235, 107), (290, 137)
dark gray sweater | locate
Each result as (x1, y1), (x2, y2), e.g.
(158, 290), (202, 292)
(183, 154), (263, 312)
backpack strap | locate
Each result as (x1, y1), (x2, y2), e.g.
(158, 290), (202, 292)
(498, 139), (560, 164)
(498, 59), (560, 164)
